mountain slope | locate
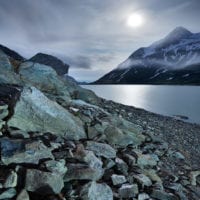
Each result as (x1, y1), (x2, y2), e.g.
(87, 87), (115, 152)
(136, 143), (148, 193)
(29, 53), (69, 76)
(95, 27), (200, 85)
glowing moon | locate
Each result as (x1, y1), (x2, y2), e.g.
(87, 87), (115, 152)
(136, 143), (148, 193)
(127, 13), (144, 28)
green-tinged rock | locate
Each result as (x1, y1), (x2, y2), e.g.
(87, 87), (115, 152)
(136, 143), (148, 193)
(151, 190), (179, 200)
(8, 86), (86, 140)
(25, 169), (64, 195)
(0, 105), (8, 119)
(16, 189), (29, 200)
(86, 141), (116, 158)
(133, 174), (152, 187)
(111, 174), (127, 185)
(3, 171), (18, 188)
(1, 139), (54, 165)
(118, 184), (139, 198)
(45, 159), (67, 177)
(80, 181), (113, 200)
(0, 188), (16, 199)
(19, 62), (71, 101)
(137, 154), (159, 168)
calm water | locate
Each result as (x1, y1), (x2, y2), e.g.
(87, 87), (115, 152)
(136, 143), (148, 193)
(82, 85), (200, 124)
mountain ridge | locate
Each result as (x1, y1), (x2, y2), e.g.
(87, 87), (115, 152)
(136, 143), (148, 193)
(94, 27), (200, 85)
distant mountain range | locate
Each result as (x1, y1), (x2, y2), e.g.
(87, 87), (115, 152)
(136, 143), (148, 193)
(94, 27), (200, 85)
(0, 45), (69, 76)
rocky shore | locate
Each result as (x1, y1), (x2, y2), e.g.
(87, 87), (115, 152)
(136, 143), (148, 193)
(0, 49), (200, 200)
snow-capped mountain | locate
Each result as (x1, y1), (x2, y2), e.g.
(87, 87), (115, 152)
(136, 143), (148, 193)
(94, 27), (200, 85)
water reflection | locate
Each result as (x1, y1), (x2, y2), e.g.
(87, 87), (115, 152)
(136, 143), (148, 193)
(82, 85), (200, 124)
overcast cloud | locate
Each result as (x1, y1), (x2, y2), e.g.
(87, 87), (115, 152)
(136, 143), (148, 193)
(0, 0), (199, 81)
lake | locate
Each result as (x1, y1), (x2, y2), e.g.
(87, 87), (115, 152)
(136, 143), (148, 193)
(82, 85), (200, 124)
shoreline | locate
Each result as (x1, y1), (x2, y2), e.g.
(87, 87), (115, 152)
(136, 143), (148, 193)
(99, 98), (200, 168)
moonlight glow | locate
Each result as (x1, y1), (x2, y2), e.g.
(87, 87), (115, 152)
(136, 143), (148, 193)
(127, 13), (144, 28)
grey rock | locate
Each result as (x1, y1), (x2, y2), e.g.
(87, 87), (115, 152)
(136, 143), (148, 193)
(118, 184), (139, 198)
(111, 174), (127, 185)
(138, 193), (150, 200)
(137, 154), (159, 168)
(151, 190), (179, 200)
(3, 171), (18, 188)
(0, 188), (16, 199)
(80, 181), (113, 200)
(115, 157), (129, 175)
(45, 159), (67, 177)
(190, 171), (200, 186)
(8, 86), (86, 140)
(25, 169), (64, 195)
(16, 189), (29, 200)
(86, 141), (116, 158)
(1, 139), (54, 165)
(64, 163), (103, 181)
(0, 105), (8, 119)
(133, 174), (152, 187)
(19, 61), (71, 101)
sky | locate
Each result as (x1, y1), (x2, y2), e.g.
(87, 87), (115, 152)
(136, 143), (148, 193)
(0, 0), (199, 82)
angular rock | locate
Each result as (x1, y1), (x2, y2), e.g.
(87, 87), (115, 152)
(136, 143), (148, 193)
(190, 171), (200, 186)
(45, 159), (67, 177)
(19, 61), (71, 101)
(0, 188), (16, 199)
(118, 184), (139, 198)
(80, 181), (113, 200)
(133, 174), (152, 187)
(25, 169), (64, 195)
(3, 171), (18, 188)
(137, 154), (159, 168)
(111, 174), (127, 185)
(0, 105), (8, 119)
(151, 190), (179, 200)
(1, 139), (54, 165)
(138, 193), (150, 200)
(143, 169), (162, 183)
(8, 86), (86, 140)
(115, 157), (129, 175)
(64, 163), (102, 181)
(86, 141), (116, 158)
(16, 189), (29, 200)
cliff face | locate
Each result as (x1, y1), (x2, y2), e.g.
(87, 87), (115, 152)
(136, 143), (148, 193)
(0, 49), (199, 200)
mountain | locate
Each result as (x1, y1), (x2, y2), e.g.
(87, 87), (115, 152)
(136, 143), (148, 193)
(29, 53), (69, 76)
(94, 27), (200, 85)
(0, 44), (25, 61)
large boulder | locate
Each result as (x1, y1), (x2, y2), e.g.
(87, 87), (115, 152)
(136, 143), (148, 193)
(8, 86), (86, 140)
(18, 62), (71, 102)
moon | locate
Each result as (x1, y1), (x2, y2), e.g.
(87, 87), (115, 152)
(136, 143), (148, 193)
(126, 13), (144, 28)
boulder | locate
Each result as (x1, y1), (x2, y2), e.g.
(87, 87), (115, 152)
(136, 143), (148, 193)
(86, 141), (116, 159)
(0, 188), (16, 199)
(25, 169), (64, 195)
(80, 181), (113, 200)
(137, 154), (159, 168)
(8, 86), (86, 140)
(18, 61), (71, 101)
(133, 174), (152, 187)
(3, 171), (18, 188)
(151, 190), (179, 200)
(0, 138), (54, 165)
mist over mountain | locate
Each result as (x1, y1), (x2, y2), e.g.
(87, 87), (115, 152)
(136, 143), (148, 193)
(94, 27), (200, 85)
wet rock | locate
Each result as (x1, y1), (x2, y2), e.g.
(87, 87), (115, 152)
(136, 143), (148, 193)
(137, 153), (159, 168)
(111, 174), (127, 185)
(0, 188), (16, 199)
(3, 171), (18, 188)
(8, 86), (86, 140)
(118, 184), (139, 198)
(133, 173), (152, 187)
(25, 169), (64, 195)
(151, 189), (179, 200)
(45, 159), (67, 177)
(115, 157), (129, 175)
(190, 171), (200, 186)
(16, 189), (29, 200)
(1, 139), (54, 165)
(86, 141), (116, 159)
(80, 181), (113, 200)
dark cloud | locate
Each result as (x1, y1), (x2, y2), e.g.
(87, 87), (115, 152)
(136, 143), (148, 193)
(0, 0), (199, 81)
